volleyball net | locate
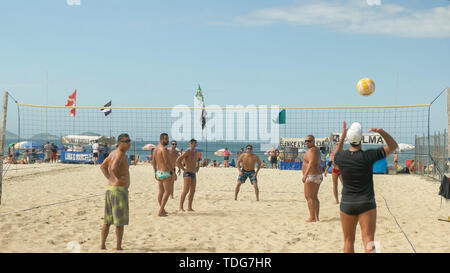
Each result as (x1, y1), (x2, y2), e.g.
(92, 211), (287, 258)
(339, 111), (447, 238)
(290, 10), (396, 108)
(10, 102), (430, 161)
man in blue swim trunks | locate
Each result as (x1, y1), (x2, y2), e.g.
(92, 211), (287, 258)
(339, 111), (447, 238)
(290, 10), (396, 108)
(152, 133), (173, 217)
(235, 145), (262, 201)
(176, 139), (200, 212)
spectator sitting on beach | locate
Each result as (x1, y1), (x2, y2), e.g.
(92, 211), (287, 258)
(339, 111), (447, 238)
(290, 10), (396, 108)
(209, 160), (219, 167)
(261, 160), (267, 168)
(201, 158), (210, 167)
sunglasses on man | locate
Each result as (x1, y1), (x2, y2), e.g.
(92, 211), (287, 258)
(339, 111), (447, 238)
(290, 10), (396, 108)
(121, 139), (131, 143)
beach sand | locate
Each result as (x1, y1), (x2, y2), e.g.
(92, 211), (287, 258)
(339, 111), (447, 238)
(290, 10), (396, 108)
(0, 163), (448, 253)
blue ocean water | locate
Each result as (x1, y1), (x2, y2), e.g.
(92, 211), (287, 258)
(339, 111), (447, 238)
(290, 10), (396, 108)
(5, 139), (415, 167)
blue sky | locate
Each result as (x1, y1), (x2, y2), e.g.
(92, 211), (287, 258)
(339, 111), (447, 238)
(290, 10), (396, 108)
(0, 0), (449, 133)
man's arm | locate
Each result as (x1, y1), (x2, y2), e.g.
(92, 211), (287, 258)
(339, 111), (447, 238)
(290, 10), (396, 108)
(255, 155), (261, 177)
(331, 121), (347, 158)
(151, 149), (157, 171)
(237, 155), (243, 175)
(108, 151), (123, 184)
(100, 155), (111, 179)
(176, 152), (188, 172)
(368, 128), (398, 156)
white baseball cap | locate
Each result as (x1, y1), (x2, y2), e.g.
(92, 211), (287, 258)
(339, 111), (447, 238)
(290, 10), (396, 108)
(347, 122), (362, 145)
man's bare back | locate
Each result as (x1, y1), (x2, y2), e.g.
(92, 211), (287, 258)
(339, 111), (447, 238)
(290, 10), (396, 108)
(153, 145), (171, 172)
(101, 149), (130, 188)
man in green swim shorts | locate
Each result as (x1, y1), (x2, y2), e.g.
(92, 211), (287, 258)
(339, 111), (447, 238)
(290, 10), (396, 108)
(152, 133), (173, 217)
(100, 133), (131, 250)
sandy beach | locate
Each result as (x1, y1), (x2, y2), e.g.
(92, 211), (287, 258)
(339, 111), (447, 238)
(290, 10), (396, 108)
(0, 163), (448, 253)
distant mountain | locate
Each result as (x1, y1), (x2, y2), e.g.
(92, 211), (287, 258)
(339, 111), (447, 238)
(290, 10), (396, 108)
(80, 132), (101, 136)
(30, 133), (60, 141)
(4, 130), (18, 140)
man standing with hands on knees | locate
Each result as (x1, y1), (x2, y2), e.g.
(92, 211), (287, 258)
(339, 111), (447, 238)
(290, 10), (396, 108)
(100, 133), (131, 250)
(332, 121), (397, 253)
(235, 145), (261, 201)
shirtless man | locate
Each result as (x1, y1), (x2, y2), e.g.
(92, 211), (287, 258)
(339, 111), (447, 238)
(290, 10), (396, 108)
(168, 140), (181, 199)
(152, 133), (173, 217)
(235, 145), (261, 201)
(302, 135), (323, 222)
(100, 133), (131, 250)
(176, 139), (200, 212)
(270, 148), (280, 169)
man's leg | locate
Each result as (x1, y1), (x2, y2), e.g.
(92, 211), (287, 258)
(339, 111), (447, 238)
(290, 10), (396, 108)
(252, 181), (259, 201)
(187, 178), (196, 211)
(312, 183), (321, 221)
(158, 180), (165, 207)
(358, 209), (377, 253)
(235, 181), (243, 200)
(170, 174), (176, 199)
(340, 211), (358, 253)
(159, 179), (172, 216)
(100, 224), (110, 249)
(332, 173), (339, 204)
(179, 177), (191, 212)
(115, 226), (124, 250)
(304, 182), (316, 222)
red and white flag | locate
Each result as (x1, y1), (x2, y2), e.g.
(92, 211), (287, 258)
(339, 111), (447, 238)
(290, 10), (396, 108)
(65, 90), (76, 117)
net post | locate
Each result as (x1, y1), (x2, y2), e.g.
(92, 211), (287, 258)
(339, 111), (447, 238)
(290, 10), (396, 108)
(0, 92), (9, 205)
(447, 88), (450, 175)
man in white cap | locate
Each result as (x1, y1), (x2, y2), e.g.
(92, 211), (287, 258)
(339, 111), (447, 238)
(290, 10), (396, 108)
(332, 121), (398, 253)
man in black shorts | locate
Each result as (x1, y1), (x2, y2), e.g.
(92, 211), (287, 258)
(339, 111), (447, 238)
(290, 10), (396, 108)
(332, 121), (397, 253)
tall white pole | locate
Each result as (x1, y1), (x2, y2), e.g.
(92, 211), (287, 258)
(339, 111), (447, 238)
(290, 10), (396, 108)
(0, 92), (9, 205)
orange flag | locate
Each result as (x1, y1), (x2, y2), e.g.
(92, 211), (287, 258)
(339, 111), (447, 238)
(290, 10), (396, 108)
(65, 90), (76, 116)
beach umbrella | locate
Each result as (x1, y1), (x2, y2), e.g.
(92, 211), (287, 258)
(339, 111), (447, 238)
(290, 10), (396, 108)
(15, 141), (42, 150)
(215, 148), (226, 157)
(142, 144), (157, 151)
(396, 143), (415, 153)
(264, 147), (278, 155)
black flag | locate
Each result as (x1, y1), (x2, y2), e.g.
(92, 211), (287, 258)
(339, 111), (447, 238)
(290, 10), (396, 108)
(101, 100), (112, 116)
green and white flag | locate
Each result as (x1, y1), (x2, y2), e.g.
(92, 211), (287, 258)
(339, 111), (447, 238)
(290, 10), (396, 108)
(273, 109), (286, 124)
(195, 84), (204, 104)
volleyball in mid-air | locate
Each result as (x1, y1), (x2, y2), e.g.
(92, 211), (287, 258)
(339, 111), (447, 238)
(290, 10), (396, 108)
(356, 78), (375, 96)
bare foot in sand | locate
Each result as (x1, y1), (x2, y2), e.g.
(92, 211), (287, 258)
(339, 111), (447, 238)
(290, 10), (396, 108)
(187, 208), (195, 212)
(179, 208), (185, 212)
(100, 245), (106, 250)
(306, 218), (316, 223)
(158, 211), (168, 217)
